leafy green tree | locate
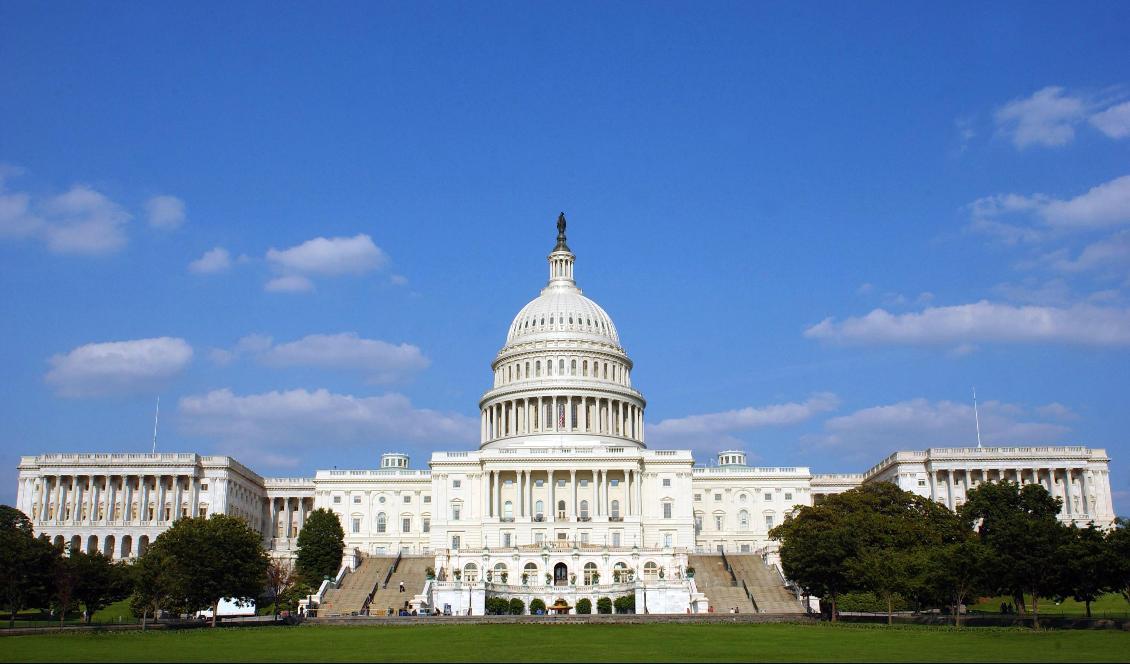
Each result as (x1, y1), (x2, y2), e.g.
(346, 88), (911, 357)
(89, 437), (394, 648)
(925, 539), (992, 626)
(148, 514), (269, 627)
(575, 597), (592, 614)
(485, 596), (509, 614)
(1054, 524), (1112, 618)
(265, 558), (297, 622)
(53, 546), (81, 625)
(130, 545), (179, 628)
(279, 581), (315, 616)
(0, 506), (58, 627)
(961, 480), (1066, 628)
(529, 598), (547, 614)
(508, 597), (525, 615)
(1108, 519), (1130, 609)
(772, 482), (963, 622)
(613, 594), (635, 614)
(295, 508), (345, 587)
(596, 596), (613, 614)
(70, 550), (130, 623)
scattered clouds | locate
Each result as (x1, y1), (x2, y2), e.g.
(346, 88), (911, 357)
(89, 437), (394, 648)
(45, 337), (193, 397)
(648, 393), (839, 448)
(969, 174), (1130, 243)
(805, 300), (1130, 347)
(265, 275), (315, 293)
(259, 333), (429, 384)
(805, 398), (1072, 460)
(145, 195), (186, 230)
(178, 387), (477, 446)
(1049, 230), (1130, 273)
(267, 234), (387, 276)
(994, 86), (1129, 149)
(1089, 100), (1130, 139)
(0, 168), (132, 255)
(188, 247), (232, 274)
(390, 274), (409, 287)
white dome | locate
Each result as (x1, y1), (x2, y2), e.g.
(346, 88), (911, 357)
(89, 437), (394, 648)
(506, 287), (621, 347)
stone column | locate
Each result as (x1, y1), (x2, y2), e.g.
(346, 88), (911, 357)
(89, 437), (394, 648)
(284, 498), (294, 539)
(173, 476), (184, 521)
(549, 470), (556, 522)
(299, 498), (308, 531)
(594, 470), (601, 517)
(58, 476), (69, 524)
(190, 478), (200, 517)
(1079, 470), (1090, 516)
(157, 476), (168, 523)
(570, 470), (577, 518)
(1063, 469), (1074, 517)
(72, 476), (85, 525)
(517, 470), (525, 518)
(604, 469), (611, 516)
(269, 498), (279, 539)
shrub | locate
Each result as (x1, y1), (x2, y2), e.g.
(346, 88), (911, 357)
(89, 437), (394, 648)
(613, 594), (635, 614)
(836, 591), (910, 613)
(485, 597), (510, 615)
(508, 598), (525, 615)
(529, 598), (547, 614)
(576, 598), (592, 614)
(596, 597), (613, 614)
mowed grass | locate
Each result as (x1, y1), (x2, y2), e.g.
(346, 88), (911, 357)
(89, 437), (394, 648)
(2, 623), (1129, 663)
(969, 593), (1130, 618)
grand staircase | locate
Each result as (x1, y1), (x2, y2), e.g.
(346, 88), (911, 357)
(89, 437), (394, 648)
(688, 554), (806, 614)
(366, 555), (431, 616)
(319, 556), (384, 616)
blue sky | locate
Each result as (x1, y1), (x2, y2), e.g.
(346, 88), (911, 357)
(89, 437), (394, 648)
(2, 3), (1128, 512)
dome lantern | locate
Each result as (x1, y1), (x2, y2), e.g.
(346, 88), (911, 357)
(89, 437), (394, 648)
(547, 212), (576, 288)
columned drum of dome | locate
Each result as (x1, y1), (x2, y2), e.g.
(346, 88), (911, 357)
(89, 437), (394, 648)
(479, 214), (647, 449)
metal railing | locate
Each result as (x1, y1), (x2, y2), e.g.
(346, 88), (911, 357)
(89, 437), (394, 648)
(382, 550), (403, 590)
(719, 550), (738, 586)
(742, 579), (760, 613)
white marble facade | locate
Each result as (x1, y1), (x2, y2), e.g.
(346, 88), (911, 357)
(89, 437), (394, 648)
(13, 218), (1118, 613)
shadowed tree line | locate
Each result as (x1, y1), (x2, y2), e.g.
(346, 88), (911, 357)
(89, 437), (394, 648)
(1, 505), (345, 628)
(770, 481), (1130, 628)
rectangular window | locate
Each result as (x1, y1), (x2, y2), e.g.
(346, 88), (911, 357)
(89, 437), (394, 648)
(663, 503), (672, 519)
(918, 479), (927, 487)
(451, 504), (461, 521)
(353, 495), (362, 504)
(452, 535), (461, 549)
(580, 532), (589, 544)
(200, 483), (208, 491)
(452, 480), (462, 489)
(765, 515), (775, 528)
(694, 494), (701, 501)
(784, 493), (793, 501)
(535, 479), (544, 487)
(504, 479), (514, 486)
(580, 480), (589, 487)
(503, 533), (512, 547)
(714, 515), (723, 529)
(763, 493), (772, 501)
(422, 518), (430, 533)
(662, 479), (671, 487)
(333, 496), (342, 504)
(612, 532), (621, 547)
(558, 480), (566, 487)
(714, 494), (722, 501)
(664, 533), (673, 547)
(404, 495), (411, 503)
(423, 495), (431, 503)
(351, 517), (360, 533)
(402, 518), (411, 532)
(610, 479), (619, 486)
(534, 532), (544, 544)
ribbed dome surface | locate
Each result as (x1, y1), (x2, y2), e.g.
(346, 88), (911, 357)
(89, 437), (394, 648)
(506, 286), (620, 346)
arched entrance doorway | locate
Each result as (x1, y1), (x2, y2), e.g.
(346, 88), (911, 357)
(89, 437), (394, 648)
(554, 562), (568, 586)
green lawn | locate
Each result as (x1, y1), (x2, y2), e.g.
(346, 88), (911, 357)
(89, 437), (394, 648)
(2, 623), (1128, 662)
(969, 593), (1130, 618)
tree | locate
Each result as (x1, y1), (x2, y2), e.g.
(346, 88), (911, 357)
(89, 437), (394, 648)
(508, 597), (525, 615)
(925, 539), (992, 626)
(130, 545), (179, 629)
(596, 596), (613, 614)
(71, 550), (130, 623)
(485, 596), (509, 615)
(0, 506), (57, 627)
(1055, 524), (1111, 618)
(575, 597), (592, 614)
(295, 509), (345, 587)
(53, 547), (80, 625)
(265, 558), (297, 622)
(961, 480), (1066, 628)
(149, 514), (269, 627)
(846, 547), (913, 625)
(613, 594), (635, 614)
(529, 598), (547, 614)
(1108, 519), (1130, 609)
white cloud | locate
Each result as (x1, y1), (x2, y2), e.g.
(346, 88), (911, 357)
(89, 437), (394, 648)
(178, 387), (477, 446)
(995, 86), (1087, 149)
(145, 195), (186, 230)
(806, 398), (1072, 460)
(188, 247), (232, 274)
(45, 337), (193, 397)
(805, 300), (1130, 347)
(1089, 100), (1130, 139)
(265, 275), (315, 293)
(260, 333), (429, 384)
(40, 185), (131, 255)
(1036, 402), (1078, 421)
(390, 274), (409, 286)
(969, 174), (1130, 242)
(648, 393), (839, 447)
(1050, 231), (1130, 272)
(266, 234), (387, 276)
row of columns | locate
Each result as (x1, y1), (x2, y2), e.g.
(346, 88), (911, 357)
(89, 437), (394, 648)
(482, 468), (643, 521)
(25, 474), (205, 526)
(482, 395), (644, 442)
(930, 467), (1097, 516)
(266, 496), (312, 539)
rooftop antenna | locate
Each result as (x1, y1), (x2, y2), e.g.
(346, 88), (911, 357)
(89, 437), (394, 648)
(973, 388), (982, 449)
(152, 396), (160, 454)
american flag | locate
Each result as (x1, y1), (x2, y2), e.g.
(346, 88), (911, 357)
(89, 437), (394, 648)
(558, 404), (566, 428)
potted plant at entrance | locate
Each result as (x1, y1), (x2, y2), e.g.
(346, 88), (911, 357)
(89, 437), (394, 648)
(500, 571), (508, 584)
(521, 572), (529, 586)
(545, 572), (552, 585)
(453, 569), (462, 582)
(569, 573), (577, 586)
(426, 567), (435, 580)
(591, 571), (600, 585)
(685, 566), (695, 579)
(658, 567), (665, 580)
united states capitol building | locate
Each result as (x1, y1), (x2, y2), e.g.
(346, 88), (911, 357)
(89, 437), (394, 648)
(14, 217), (1118, 615)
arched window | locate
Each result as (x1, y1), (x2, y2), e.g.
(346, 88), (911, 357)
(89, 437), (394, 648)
(580, 500), (589, 519)
(535, 499), (544, 518)
(525, 362), (530, 378)
(610, 499), (620, 518)
(557, 500), (566, 519)
(613, 561), (630, 582)
(536, 361), (541, 377)
(463, 563), (478, 582)
(584, 562), (598, 585)
(739, 493), (748, 503)
(739, 510), (749, 530)
(643, 562), (659, 580)
(582, 360), (588, 376)
(503, 501), (513, 520)
(571, 359), (577, 375)
(493, 562), (508, 583)
(603, 363), (608, 379)
(524, 562), (538, 583)
(547, 361), (553, 376)
(559, 359), (565, 374)
(376, 512), (386, 533)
